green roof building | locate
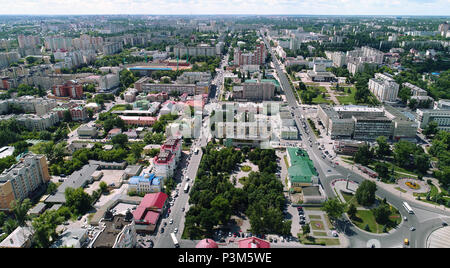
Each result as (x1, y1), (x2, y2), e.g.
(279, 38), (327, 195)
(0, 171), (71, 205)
(287, 147), (318, 188)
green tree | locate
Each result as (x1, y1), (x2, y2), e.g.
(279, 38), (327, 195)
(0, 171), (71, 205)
(423, 121), (439, 138)
(10, 198), (32, 226)
(130, 142), (144, 159)
(31, 210), (64, 248)
(354, 144), (374, 166)
(99, 181), (108, 193)
(302, 224), (311, 236)
(63, 110), (72, 122)
(322, 198), (347, 222)
(111, 134), (128, 147)
(347, 203), (357, 219)
(355, 180), (377, 207)
(375, 136), (391, 159)
(371, 203), (391, 225)
(64, 187), (92, 216)
(375, 162), (390, 180)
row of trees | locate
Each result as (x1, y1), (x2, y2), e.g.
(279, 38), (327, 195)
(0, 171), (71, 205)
(354, 137), (430, 180)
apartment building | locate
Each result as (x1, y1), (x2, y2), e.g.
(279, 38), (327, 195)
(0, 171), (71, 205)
(233, 79), (276, 101)
(369, 73), (399, 103)
(52, 80), (83, 99)
(153, 137), (182, 178)
(173, 43), (217, 58)
(233, 41), (266, 66)
(0, 153), (50, 210)
(0, 52), (20, 69)
(102, 42), (123, 55)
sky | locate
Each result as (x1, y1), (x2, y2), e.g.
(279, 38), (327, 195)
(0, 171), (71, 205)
(0, 0), (449, 16)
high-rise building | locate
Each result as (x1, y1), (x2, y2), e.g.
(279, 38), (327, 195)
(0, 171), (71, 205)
(233, 41), (266, 66)
(0, 153), (50, 210)
(52, 80), (83, 99)
(369, 73), (399, 103)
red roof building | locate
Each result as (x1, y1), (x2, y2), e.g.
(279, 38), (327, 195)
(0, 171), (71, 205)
(238, 237), (270, 248)
(196, 239), (219, 248)
(132, 192), (168, 233)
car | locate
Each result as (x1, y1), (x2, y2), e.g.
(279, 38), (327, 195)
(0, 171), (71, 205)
(228, 232), (232, 237)
(410, 227), (415, 231)
(182, 207), (185, 212)
(327, 169), (332, 172)
(163, 222), (167, 226)
(273, 238), (277, 243)
(174, 228), (178, 234)
(403, 216), (407, 221)
(160, 227), (165, 233)
(442, 222), (448, 226)
(169, 219), (173, 224)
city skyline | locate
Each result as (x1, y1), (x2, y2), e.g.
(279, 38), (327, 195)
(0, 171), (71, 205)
(0, 0), (450, 16)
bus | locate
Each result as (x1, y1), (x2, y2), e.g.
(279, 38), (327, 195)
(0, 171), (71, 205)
(170, 233), (179, 248)
(184, 183), (190, 193)
(403, 202), (414, 214)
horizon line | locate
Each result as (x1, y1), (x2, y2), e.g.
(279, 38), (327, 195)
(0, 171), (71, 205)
(1, 14), (450, 17)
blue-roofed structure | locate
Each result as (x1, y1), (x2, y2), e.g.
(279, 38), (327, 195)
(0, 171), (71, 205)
(128, 173), (163, 194)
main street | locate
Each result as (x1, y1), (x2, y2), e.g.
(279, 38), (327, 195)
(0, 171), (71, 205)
(153, 54), (226, 248)
(262, 32), (450, 248)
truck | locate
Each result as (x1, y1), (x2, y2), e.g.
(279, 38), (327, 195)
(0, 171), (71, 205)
(184, 183), (190, 193)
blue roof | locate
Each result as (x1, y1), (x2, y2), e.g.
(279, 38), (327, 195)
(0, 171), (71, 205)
(129, 173), (162, 185)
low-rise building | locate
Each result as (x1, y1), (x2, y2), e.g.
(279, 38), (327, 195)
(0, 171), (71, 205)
(132, 192), (168, 233)
(128, 173), (163, 194)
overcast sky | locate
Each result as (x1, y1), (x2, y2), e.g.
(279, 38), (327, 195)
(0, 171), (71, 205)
(0, 0), (449, 16)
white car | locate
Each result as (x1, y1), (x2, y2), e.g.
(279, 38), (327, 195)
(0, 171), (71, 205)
(174, 228), (178, 234)
(169, 219), (173, 224)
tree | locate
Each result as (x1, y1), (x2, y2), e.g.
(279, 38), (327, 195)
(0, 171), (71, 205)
(423, 121), (439, 138)
(302, 224), (311, 236)
(322, 198), (347, 221)
(31, 210), (64, 248)
(65, 187), (92, 216)
(10, 198), (32, 226)
(46, 182), (58, 195)
(354, 144), (374, 166)
(375, 162), (389, 180)
(371, 203), (391, 225)
(355, 180), (377, 207)
(347, 203), (357, 219)
(99, 181), (108, 193)
(112, 134), (128, 147)
(375, 136), (391, 159)
(63, 110), (72, 122)
(130, 142), (144, 159)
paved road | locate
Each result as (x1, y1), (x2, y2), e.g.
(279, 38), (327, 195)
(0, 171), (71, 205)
(153, 54), (226, 248)
(262, 31), (450, 248)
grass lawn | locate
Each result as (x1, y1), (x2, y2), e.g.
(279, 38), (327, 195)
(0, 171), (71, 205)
(304, 207), (323, 211)
(312, 231), (327, 236)
(238, 176), (248, 185)
(241, 165), (252, 172)
(110, 104), (129, 111)
(341, 191), (359, 207)
(283, 155), (290, 168)
(352, 207), (401, 234)
(395, 187), (407, 193)
(297, 234), (339, 246)
(308, 215), (322, 220)
(312, 93), (334, 104)
(310, 220), (326, 230)
(336, 87), (357, 105)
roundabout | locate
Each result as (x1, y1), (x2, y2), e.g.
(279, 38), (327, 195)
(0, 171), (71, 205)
(397, 178), (429, 194)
